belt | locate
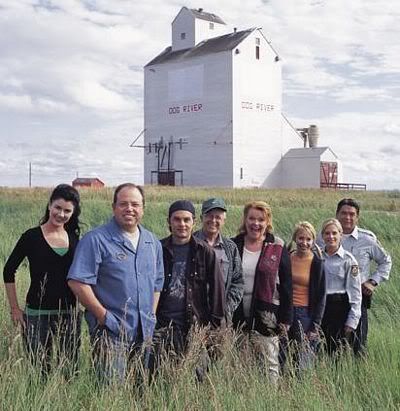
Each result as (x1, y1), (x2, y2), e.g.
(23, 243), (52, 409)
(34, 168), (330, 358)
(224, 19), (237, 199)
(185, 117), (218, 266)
(326, 293), (348, 303)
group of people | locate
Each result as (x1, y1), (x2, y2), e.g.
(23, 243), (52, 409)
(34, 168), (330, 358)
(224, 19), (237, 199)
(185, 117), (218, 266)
(3, 183), (392, 384)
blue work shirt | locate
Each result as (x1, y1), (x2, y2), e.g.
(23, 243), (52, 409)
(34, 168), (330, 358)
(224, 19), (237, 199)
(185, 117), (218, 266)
(67, 218), (164, 343)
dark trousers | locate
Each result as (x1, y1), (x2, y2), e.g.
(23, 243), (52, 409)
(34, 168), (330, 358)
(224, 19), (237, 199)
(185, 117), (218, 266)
(353, 297), (369, 356)
(148, 325), (188, 372)
(149, 324), (210, 382)
(321, 294), (353, 355)
(23, 311), (82, 377)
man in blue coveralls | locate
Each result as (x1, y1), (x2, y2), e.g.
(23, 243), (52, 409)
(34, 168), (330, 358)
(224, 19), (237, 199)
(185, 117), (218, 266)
(68, 183), (164, 381)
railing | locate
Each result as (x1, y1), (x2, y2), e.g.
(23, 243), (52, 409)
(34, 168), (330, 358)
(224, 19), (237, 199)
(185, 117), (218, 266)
(320, 182), (367, 190)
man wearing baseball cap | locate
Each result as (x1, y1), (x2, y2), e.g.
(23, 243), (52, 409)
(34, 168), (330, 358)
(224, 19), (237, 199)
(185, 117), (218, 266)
(194, 198), (243, 323)
(152, 200), (225, 377)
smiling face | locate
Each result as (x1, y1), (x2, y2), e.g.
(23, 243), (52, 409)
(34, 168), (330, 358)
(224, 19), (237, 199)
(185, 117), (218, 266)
(169, 210), (195, 244)
(48, 199), (75, 228)
(295, 228), (314, 256)
(322, 223), (342, 253)
(336, 205), (359, 234)
(244, 207), (268, 242)
(201, 209), (226, 237)
(112, 186), (144, 232)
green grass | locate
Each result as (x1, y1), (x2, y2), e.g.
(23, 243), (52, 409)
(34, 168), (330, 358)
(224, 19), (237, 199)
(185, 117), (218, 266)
(0, 186), (399, 410)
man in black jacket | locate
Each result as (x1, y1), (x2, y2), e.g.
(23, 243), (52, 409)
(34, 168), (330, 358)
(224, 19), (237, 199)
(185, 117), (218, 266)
(152, 200), (225, 377)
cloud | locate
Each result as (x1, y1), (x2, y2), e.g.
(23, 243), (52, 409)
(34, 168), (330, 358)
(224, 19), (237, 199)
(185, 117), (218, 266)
(0, 0), (399, 189)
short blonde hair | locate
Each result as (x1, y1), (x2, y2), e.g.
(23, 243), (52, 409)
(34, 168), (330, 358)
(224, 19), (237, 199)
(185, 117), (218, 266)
(291, 221), (316, 243)
(321, 218), (343, 235)
(238, 201), (273, 235)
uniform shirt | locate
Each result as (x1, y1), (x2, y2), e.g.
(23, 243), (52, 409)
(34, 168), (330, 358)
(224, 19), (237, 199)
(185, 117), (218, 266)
(67, 218), (164, 343)
(341, 226), (392, 285)
(322, 245), (362, 329)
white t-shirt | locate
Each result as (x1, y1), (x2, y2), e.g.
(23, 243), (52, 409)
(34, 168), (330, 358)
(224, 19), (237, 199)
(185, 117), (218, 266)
(123, 228), (140, 251)
(242, 247), (261, 318)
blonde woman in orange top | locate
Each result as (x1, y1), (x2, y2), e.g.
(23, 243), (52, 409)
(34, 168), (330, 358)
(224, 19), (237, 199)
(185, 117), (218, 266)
(287, 222), (326, 372)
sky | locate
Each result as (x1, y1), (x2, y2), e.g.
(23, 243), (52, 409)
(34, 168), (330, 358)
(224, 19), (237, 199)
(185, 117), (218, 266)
(0, 0), (399, 190)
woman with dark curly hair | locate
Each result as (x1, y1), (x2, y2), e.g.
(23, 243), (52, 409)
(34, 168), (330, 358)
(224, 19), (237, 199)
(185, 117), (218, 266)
(3, 184), (82, 376)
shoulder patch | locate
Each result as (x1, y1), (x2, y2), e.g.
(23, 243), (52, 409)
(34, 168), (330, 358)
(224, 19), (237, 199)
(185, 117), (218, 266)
(351, 264), (359, 277)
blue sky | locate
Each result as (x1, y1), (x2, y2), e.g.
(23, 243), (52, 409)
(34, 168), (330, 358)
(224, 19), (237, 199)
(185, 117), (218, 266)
(1, 0), (399, 189)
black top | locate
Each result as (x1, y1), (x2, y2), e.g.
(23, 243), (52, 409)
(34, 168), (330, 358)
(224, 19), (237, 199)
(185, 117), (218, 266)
(304, 252), (326, 330)
(158, 243), (190, 328)
(3, 226), (78, 310)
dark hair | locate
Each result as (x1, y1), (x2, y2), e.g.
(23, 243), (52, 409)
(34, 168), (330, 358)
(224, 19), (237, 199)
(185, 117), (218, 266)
(113, 183), (145, 207)
(40, 184), (81, 237)
(336, 198), (360, 215)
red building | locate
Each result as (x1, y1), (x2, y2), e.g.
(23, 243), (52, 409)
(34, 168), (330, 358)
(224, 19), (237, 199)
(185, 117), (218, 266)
(72, 177), (105, 189)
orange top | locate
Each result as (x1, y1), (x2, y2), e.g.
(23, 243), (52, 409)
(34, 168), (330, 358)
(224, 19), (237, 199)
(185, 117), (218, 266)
(291, 253), (313, 307)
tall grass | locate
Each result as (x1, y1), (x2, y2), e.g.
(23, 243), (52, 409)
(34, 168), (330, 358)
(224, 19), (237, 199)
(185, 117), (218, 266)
(0, 187), (399, 410)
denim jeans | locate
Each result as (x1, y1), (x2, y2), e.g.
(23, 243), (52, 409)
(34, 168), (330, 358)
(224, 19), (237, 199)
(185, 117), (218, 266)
(90, 326), (149, 384)
(288, 306), (318, 372)
(23, 311), (82, 377)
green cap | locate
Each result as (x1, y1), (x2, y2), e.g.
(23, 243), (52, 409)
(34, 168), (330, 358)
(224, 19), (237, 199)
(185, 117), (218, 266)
(201, 198), (227, 215)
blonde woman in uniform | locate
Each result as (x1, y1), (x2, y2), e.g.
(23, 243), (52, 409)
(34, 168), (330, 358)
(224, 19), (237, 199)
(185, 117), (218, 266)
(320, 218), (362, 354)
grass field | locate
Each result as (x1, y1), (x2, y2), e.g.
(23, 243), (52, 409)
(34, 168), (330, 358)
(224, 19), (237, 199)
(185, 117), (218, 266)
(0, 186), (399, 410)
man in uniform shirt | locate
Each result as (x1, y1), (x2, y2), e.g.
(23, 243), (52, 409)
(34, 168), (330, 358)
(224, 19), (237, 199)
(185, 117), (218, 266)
(335, 198), (392, 355)
(153, 200), (225, 378)
(194, 198), (243, 323)
(68, 183), (164, 381)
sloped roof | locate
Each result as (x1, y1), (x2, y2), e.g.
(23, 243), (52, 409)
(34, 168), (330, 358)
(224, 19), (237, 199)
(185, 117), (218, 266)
(73, 177), (104, 184)
(283, 147), (338, 159)
(145, 28), (255, 67)
(189, 8), (226, 25)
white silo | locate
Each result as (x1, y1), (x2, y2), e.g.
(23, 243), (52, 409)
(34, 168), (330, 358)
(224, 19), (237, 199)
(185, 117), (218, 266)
(143, 7), (323, 187)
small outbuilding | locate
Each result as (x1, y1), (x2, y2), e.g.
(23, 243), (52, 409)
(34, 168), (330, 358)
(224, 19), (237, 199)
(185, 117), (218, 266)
(72, 177), (105, 189)
(280, 147), (341, 189)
